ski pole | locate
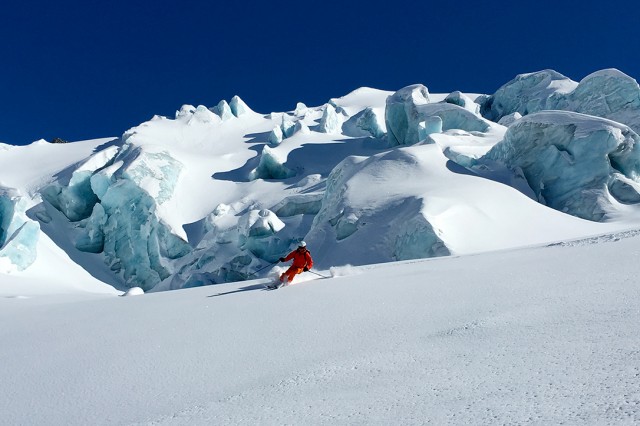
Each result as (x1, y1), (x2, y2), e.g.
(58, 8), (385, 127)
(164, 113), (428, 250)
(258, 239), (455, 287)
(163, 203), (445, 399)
(307, 269), (329, 279)
(246, 261), (278, 278)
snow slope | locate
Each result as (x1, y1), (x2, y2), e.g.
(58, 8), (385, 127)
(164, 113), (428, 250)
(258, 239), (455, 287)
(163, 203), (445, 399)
(1, 230), (639, 425)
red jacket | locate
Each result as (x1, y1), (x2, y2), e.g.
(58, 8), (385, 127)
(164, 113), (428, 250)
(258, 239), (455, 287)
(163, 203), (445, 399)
(284, 248), (313, 269)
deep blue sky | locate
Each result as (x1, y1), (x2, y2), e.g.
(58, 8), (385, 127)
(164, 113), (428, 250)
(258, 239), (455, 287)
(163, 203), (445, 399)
(1, 0), (639, 145)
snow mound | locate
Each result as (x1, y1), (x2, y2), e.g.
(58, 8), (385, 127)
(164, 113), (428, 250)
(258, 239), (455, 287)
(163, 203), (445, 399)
(175, 104), (196, 119)
(419, 103), (491, 134)
(190, 105), (219, 124)
(238, 209), (288, 260)
(122, 286), (144, 296)
(294, 102), (308, 117)
(483, 111), (640, 221)
(307, 149), (450, 266)
(250, 145), (295, 180)
(444, 91), (480, 114)
(329, 87), (393, 115)
(239, 209), (285, 239)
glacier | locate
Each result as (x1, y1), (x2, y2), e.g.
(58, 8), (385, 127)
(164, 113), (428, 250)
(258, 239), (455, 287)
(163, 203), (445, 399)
(481, 69), (577, 121)
(250, 145), (295, 180)
(43, 137), (191, 290)
(268, 125), (284, 145)
(281, 115), (297, 138)
(385, 84), (431, 146)
(99, 178), (190, 289)
(212, 100), (234, 121)
(191, 105), (219, 124)
(355, 107), (386, 138)
(558, 69), (640, 133)
(444, 90), (480, 114)
(497, 112), (522, 127)
(237, 208), (288, 261)
(385, 84), (493, 147)
(482, 111), (640, 221)
(318, 104), (342, 134)
(483, 68), (640, 133)
(0, 189), (39, 272)
(273, 193), (324, 217)
(229, 95), (251, 117)
(3, 67), (640, 293)
(306, 149), (450, 266)
(418, 103), (490, 133)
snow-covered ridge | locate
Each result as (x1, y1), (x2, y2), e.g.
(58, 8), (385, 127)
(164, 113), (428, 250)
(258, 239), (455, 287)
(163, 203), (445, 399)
(1, 70), (640, 294)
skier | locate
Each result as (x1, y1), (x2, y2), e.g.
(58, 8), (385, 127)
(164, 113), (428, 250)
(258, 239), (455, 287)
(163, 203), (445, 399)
(278, 241), (313, 285)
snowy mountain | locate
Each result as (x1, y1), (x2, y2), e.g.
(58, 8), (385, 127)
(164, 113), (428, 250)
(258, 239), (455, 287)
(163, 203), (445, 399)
(2, 69), (640, 295)
(2, 69), (640, 424)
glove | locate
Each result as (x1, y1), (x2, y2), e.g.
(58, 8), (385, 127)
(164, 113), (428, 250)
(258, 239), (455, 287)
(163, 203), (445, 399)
(279, 257), (285, 262)
(303, 267), (309, 272)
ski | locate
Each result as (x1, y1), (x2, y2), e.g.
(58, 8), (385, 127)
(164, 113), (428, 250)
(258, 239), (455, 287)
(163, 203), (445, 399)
(264, 281), (285, 290)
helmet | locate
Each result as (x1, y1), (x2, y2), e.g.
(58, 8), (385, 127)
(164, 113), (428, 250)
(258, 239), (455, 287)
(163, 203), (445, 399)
(298, 241), (307, 248)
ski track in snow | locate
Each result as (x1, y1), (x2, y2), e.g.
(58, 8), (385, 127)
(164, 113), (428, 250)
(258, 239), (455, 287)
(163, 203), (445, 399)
(548, 228), (640, 247)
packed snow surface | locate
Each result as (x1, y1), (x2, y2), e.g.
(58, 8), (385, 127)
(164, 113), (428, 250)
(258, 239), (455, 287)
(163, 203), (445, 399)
(1, 232), (639, 424)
